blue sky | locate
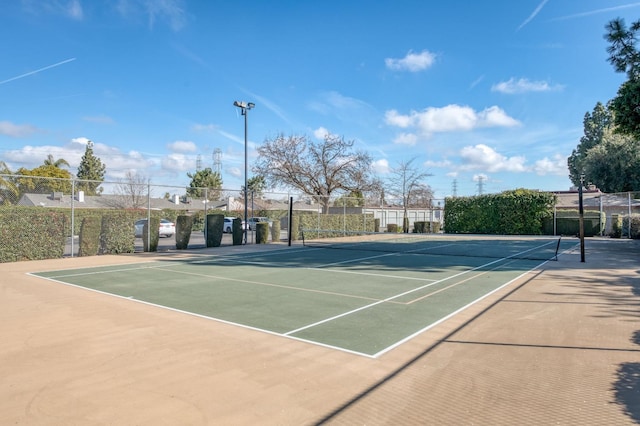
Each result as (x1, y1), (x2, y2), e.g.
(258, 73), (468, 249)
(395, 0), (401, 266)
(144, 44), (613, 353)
(1, 0), (637, 199)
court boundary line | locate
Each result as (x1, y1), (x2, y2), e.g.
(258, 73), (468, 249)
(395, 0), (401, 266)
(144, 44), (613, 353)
(27, 272), (379, 359)
(283, 254), (521, 337)
(27, 241), (580, 359)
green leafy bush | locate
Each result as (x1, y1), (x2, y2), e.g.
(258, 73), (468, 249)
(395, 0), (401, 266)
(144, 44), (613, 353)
(270, 219), (281, 242)
(444, 189), (555, 234)
(176, 215), (193, 249)
(0, 208), (68, 262)
(78, 216), (101, 256)
(256, 222), (269, 244)
(143, 217), (160, 252)
(205, 214), (223, 247)
(99, 212), (135, 254)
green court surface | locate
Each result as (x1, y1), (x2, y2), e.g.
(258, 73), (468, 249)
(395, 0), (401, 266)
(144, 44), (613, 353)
(30, 237), (579, 357)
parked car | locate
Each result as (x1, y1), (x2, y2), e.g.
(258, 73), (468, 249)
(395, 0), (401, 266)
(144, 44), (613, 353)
(246, 217), (272, 230)
(134, 219), (175, 238)
(222, 217), (237, 233)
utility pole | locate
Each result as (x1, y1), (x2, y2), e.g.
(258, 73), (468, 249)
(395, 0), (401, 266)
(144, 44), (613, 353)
(579, 174), (585, 262)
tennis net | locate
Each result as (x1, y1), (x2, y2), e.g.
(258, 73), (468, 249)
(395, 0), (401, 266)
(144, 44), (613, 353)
(301, 229), (567, 261)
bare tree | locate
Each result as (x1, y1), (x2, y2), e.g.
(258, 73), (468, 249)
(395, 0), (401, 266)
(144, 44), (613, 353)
(111, 171), (149, 209)
(387, 158), (433, 231)
(407, 183), (435, 208)
(254, 133), (380, 212)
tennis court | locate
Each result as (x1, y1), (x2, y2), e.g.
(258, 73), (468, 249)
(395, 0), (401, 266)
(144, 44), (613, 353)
(3, 236), (640, 424)
(29, 234), (577, 357)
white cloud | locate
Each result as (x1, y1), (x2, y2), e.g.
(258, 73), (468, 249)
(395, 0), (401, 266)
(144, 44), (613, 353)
(424, 159), (453, 168)
(385, 50), (436, 72)
(0, 121), (38, 137)
(167, 140), (197, 152)
(161, 153), (194, 172)
(533, 154), (568, 176)
(392, 133), (417, 146)
(313, 127), (330, 139)
(384, 110), (414, 128)
(459, 144), (527, 172)
(385, 104), (520, 137)
(492, 78), (563, 94)
(71, 137), (91, 146)
(372, 159), (390, 174)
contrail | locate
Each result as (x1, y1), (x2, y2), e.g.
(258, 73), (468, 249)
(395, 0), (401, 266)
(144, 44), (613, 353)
(0, 57), (76, 85)
(550, 3), (640, 22)
(517, 0), (550, 31)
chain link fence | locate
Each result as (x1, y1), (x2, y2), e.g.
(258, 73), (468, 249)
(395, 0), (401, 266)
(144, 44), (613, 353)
(0, 173), (638, 262)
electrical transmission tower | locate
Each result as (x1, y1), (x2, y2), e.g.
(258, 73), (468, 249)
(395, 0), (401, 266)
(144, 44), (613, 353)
(213, 148), (222, 175)
(196, 154), (202, 171)
(476, 175), (485, 195)
(451, 179), (458, 197)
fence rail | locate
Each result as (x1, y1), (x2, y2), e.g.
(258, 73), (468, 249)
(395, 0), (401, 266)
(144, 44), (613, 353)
(0, 174), (638, 262)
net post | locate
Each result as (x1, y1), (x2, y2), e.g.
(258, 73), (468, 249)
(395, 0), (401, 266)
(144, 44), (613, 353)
(553, 236), (562, 261)
(288, 196), (293, 246)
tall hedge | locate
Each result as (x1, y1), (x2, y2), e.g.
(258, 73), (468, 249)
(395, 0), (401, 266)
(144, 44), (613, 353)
(142, 217), (160, 252)
(99, 212), (136, 254)
(444, 189), (555, 234)
(176, 215), (193, 250)
(232, 218), (243, 245)
(78, 216), (101, 257)
(256, 222), (269, 244)
(270, 219), (281, 242)
(205, 214), (224, 247)
(0, 208), (68, 262)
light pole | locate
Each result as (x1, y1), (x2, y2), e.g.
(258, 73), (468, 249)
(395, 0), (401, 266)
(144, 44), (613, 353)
(233, 100), (255, 244)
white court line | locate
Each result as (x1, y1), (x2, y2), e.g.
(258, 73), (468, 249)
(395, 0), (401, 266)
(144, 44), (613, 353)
(29, 273), (377, 359)
(284, 240), (561, 337)
(284, 255), (511, 336)
(304, 267), (438, 283)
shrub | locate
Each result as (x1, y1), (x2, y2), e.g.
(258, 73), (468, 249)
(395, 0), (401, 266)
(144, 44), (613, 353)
(256, 222), (269, 244)
(444, 189), (555, 234)
(413, 221), (427, 233)
(205, 214), (224, 247)
(143, 217), (160, 252)
(271, 219), (281, 242)
(232, 218), (243, 245)
(176, 215), (193, 249)
(387, 224), (398, 233)
(78, 216), (101, 256)
(99, 212), (135, 254)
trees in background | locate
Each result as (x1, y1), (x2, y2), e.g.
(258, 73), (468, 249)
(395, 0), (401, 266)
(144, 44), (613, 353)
(14, 165), (73, 195)
(581, 127), (640, 192)
(43, 154), (70, 168)
(566, 19), (640, 193)
(186, 167), (223, 200)
(253, 133), (380, 213)
(111, 170), (148, 209)
(76, 141), (106, 195)
(243, 175), (267, 198)
(386, 158), (433, 231)
(569, 102), (640, 192)
(568, 102), (612, 187)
